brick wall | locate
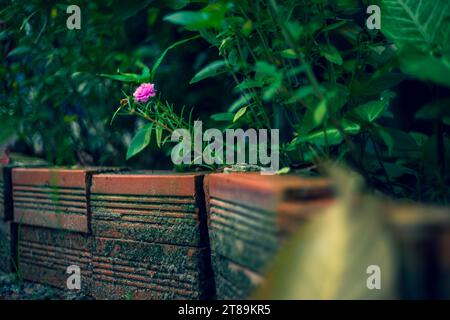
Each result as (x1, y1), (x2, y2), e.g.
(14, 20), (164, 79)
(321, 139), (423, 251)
(1, 165), (450, 300)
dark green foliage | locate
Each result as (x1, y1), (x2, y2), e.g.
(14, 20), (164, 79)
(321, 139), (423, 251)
(1, 0), (449, 203)
(146, 0), (449, 203)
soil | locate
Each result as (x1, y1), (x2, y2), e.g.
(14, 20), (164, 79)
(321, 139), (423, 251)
(0, 271), (92, 300)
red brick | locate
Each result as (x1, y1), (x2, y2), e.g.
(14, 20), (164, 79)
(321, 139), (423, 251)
(12, 167), (120, 233)
(92, 237), (212, 300)
(90, 171), (213, 299)
(17, 224), (92, 294)
(90, 172), (207, 246)
(91, 171), (201, 197)
(204, 173), (334, 299)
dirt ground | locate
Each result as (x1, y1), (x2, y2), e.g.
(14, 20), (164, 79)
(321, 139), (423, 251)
(0, 271), (92, 300)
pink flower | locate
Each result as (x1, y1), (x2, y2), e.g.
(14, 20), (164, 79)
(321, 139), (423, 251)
(133, 83), (156, 103)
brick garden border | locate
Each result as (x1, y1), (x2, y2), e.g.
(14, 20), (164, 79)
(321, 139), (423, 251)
(203, 173), (335, 299)
(1, 165), (450, 299)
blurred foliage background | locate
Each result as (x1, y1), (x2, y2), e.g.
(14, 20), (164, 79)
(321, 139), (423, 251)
(0, 0), (231, 167)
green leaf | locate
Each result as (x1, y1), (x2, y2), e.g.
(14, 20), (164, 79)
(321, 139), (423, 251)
(242, 19), (253, 37)
(314, 99), (327, 125)
(7, 46), (30, 57)
(336, 0), (361, 14)
(375, 127), (421, 158)
(190, 60), (227, 84)
(164, 11), (213, 28)
(233, 106), (248, 123)
(383, 162), (417, 179)
(276, 167), (291, 175)
(255, 61), (283, 101)
(165, 0), (191, 10)
(126, 124), (153, 160)
(137, 61), (150, 83)
(112, 1), (154, 21)
(20, 10), (39, 31)
(234, 79), (263, 92)
(379, 0), (450, 52)
(297, 99), (328, 136)
(211, 112), (234, 122)
(351, 73), (407, 97)
(281, 49), (297, 59)
(152, 35), (200, 81)
(164, 3), (229, 30)
(255, 61), (278, 78)
(319, 45), (343, 65)
(416, 99), (450, 119)
(286, 86), (315, 104)
(297, 109), (319, 136)
(155, 126), (163, 148)
(294, 120), (360, 146)
(351, 100), (389, 122)
(320, 20), (349, 33)
(285, 21), (302, 41)
(100, 73), (141, 83)
(263, 79), (282, 101)
(325, 84), (349, 114)
(410, 132), (428, 147)
(399, 52), (450, 87)
(0, 30), (12, 41)
(228, 94), (252, 112)
(379, 0), (450, 87)
(373, 124), (395, 156)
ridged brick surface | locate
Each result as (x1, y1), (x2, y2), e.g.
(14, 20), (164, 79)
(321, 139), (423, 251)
(92, 238), (211, 299)
(205, 173), (334, 299)
(90, 172), (213, 300)
(12, 168), (91, 233)
(17, 224), (92, 294)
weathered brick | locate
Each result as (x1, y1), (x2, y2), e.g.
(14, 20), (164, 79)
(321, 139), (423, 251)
(204, 173), (334, 299)
(211, 253), (263, 300)
(90, 172), (207, 247)
(90, 171), (214, 300)
(92, 237), (212, 300)
(12, 167), (120, 233)
(17, 224), (92, 294)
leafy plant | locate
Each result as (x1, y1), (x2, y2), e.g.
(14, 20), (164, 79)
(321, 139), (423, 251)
(103, 36), (198, 163)
(378, 0), (450, 87)
(139, 0), (449, 203)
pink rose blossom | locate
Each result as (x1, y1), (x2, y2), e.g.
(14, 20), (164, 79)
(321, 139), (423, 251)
(133, 83), (156, 103)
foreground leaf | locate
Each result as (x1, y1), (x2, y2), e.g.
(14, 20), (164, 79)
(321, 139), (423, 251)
(255, 168), (398, 299)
